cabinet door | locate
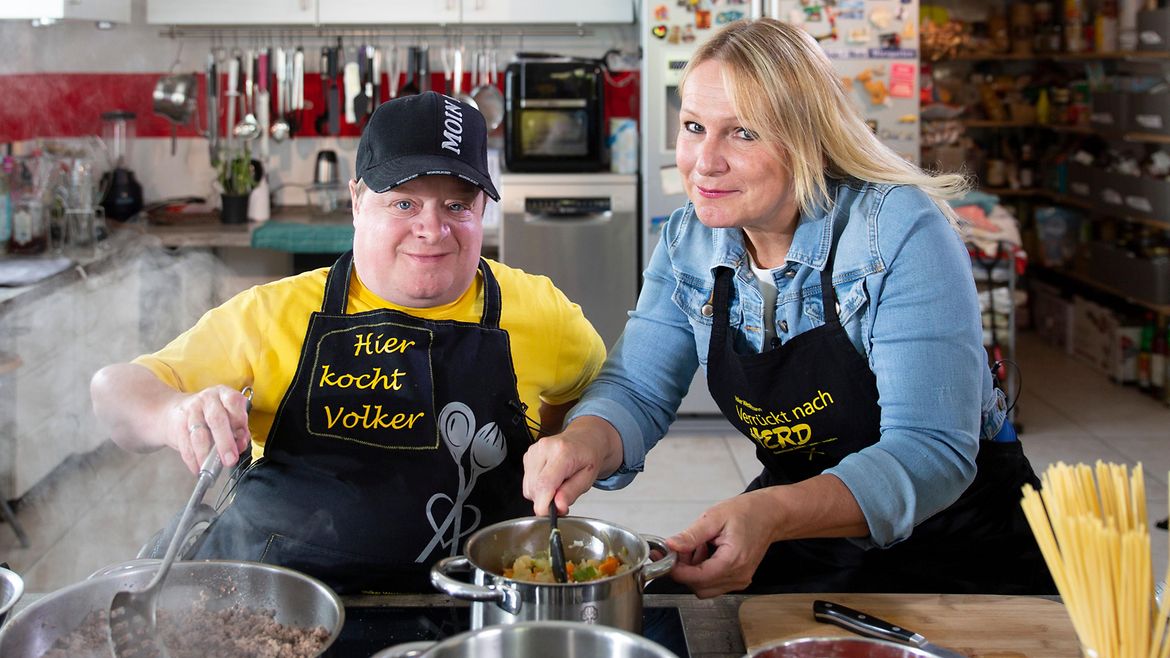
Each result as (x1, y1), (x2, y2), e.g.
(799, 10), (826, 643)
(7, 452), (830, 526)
(147, 0), (317, 25)
(462, 0), (632, 24)
(317, 0), (461, 24)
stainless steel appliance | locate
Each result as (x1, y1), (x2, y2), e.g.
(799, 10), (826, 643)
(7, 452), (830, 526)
(499, 173), (636, 349)
(503, 58), (606, 172)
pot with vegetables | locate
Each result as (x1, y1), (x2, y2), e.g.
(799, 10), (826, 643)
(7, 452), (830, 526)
(430, 516), (676, 633)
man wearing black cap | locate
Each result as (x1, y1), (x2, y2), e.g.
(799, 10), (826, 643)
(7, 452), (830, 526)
(90, 92), (606, 593)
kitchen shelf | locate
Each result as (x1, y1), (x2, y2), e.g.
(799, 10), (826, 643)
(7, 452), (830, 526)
(943, 50), (1170, 62)
(981, 187), (1044, 197)
(956, 121), (1170, 144)
(1029, 263), (1170, 316)
(1044, 192), (1170, 231)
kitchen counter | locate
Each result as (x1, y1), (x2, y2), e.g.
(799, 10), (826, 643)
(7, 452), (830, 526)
(141, 206), (500, 251)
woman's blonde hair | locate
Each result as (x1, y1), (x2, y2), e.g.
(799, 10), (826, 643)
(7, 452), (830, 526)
(679, 18), (968, 223)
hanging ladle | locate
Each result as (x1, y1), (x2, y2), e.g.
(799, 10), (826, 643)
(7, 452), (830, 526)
(548, 501), (569, 584)
(232, 51), (260, 141)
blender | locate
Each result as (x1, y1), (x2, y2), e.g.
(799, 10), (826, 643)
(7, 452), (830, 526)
(99, 110), (144, 222)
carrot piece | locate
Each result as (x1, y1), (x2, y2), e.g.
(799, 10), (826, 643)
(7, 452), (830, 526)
(566, 561), (575, 579)
(599, 555), (621, 576)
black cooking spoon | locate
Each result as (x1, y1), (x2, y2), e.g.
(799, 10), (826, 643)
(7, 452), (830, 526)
(549, 501), (569, 583)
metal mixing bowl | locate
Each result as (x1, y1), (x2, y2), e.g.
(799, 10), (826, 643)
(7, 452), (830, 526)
(749, 636), (942, 657)
(0, 560), (343, 657)
(371, 620), (680, 658)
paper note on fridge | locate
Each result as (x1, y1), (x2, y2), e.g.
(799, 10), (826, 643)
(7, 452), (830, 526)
(660, 166), (684, 196)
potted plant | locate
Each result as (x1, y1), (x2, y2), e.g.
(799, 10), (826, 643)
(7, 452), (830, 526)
(218, 149), (255, 224)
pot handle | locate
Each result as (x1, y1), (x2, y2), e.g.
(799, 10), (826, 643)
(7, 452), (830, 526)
(639, 534), (677, 584)
(430, 556), (521, 615)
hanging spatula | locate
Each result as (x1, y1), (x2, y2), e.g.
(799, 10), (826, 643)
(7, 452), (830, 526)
(107, 387), (253, 658)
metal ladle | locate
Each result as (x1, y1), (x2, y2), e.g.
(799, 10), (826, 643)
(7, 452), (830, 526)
(233, 52), (260, 141)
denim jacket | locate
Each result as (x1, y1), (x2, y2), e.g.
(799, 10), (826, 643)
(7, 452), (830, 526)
(567, 178), (1010, 548)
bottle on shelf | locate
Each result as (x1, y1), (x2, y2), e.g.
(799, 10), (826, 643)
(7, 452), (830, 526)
(1137, 311), (1155, 393)
(1019, 142), (1037, 188)
(1152, 318), (1167, 400)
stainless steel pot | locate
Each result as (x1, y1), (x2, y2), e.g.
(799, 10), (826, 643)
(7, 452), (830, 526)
(431, 516), (675, 633)
(0, 560), (344, 657)
(371, 620), (679, 658)
(748, 637), (942, 657)
(0, 565), (23, 626)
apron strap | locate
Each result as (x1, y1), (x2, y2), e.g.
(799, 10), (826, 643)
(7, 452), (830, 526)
(477, 259), (503, 329)
(819, 217), (848, 326)
(709, 265), (735, 347)
(322, 251), (356, 314)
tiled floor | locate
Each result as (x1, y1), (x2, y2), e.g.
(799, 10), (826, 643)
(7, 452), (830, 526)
(2, 331), (1167, 593)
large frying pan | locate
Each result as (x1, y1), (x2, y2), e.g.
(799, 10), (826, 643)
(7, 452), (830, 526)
(0, 560), (344, 658)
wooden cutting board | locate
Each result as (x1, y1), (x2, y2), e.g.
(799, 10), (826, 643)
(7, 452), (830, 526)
(739, 593), (1079, 658)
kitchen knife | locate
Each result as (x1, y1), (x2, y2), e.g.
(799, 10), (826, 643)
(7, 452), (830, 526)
(812, 600), (968, 658)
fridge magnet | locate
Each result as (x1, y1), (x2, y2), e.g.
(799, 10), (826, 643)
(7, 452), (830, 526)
(695, 9), (712, 28)
(683, 25), (697, 42)
(868, 5), (893, 29)
(836, 0), (864, 21)
(716, 10), (745, 24)
(651, 24), (669, 39)
(653, 4), (669, 20)
(888, 62), (915, 98)
(897, 114), (918, 124)
(902, 17), (917, 41)
(846, 26), (871, 44)
(668, 25), (682, 44)
(879, 32), (901, 49)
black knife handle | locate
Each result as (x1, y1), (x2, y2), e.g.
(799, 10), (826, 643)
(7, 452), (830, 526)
(812, 600), (922, 646)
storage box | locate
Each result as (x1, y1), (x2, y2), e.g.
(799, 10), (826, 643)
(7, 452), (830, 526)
(1090, 92), (1129, 132)
(1123, 177), (1170, 225)
(1030, 281), (1074, 354)
(1128, 93), (1170, 135)
(1098, 170), (1131, 211)
(1071, 296), (1118, 374)
(1065, 162), (1095, 200)
(1083, 241), (1170, 305)
(1137, 9), (1170, 51)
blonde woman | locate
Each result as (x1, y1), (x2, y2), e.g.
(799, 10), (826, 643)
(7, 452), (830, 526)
(523, 19), (1054, 597)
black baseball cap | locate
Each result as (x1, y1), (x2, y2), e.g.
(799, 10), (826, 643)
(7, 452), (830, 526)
(355, 91), (499, 201)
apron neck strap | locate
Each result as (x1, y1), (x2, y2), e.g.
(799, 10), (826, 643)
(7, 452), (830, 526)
(322, 251), (356, 313)
(320, 252), (503, 329)
(819, 217), (848, 326)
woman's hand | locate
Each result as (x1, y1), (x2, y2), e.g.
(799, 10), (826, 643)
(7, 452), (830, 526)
(665, 490), (782, 598)
(166, 385), (253, 473)
(522, 416), (624, 516)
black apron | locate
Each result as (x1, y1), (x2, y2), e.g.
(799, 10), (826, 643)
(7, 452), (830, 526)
(195, 252), (533, 593)
(705, 222), (1054, 594)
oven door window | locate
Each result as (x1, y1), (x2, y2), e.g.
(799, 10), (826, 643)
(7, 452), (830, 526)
(519, 110), (590, 157)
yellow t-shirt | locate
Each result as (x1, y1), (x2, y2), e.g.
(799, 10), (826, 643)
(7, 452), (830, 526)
(133, 259), (606, 460)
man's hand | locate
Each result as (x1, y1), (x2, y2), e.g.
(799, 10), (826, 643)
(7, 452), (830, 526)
(167, 385), (253, 474)
(665, 490), (781, 598)
(91, 364), (253, 475)
(522, 416), (623, 516)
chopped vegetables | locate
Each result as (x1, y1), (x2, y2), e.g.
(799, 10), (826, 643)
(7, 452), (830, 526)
(501, 551), (627, 583)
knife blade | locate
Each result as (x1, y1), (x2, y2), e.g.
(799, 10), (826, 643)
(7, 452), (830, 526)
(812, 599), (968, 658)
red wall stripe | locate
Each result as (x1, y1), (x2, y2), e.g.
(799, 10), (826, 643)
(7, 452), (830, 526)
(0, 71), (639, 142)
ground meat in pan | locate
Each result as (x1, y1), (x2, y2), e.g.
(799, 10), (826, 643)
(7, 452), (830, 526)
(39, 604), (330, 658)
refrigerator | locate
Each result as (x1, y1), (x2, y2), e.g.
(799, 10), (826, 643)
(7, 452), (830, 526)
(639, 0), (920, 414)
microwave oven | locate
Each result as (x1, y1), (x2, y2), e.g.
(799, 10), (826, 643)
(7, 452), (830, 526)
(503, 59), (606, 172)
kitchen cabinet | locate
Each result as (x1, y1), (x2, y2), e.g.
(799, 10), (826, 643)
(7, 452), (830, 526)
(0, 240), (215, 498)
(459, 0), (633, 24)
(316, 0), (460, 25)
(0, 0), (130, 23)
(317, 0), (632, 25)
(147, 0), (317, 25)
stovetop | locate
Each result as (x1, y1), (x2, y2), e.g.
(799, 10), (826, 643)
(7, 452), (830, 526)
(322, 606), (691, 657)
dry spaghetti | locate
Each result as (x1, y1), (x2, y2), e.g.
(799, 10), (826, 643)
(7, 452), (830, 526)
(1021, 462), (1169, 658)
